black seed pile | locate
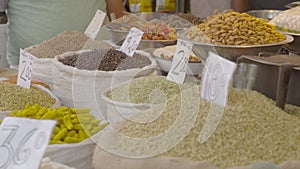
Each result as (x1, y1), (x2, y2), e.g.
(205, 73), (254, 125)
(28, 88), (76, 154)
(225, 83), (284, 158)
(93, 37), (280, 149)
(58, 49), (151, 71)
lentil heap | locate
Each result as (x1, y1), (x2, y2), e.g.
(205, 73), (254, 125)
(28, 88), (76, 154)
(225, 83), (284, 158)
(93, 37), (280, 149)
(0, 81), (55, 111)
(107, 76), (195, 104)
(25, 31), (112, 58)
(58, 49), (151, 71)
(115, 87), (300, 169)
(186, 12), (286, 45)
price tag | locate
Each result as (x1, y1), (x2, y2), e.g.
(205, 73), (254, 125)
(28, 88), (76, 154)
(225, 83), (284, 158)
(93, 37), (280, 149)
(0, 117), (56, 169)
(120, 27), (144, 57)
(84, 10), (106, 40)
(166, 39), (193, 84)
(17, 49), (35, 89)
(201, 52), (237, 107)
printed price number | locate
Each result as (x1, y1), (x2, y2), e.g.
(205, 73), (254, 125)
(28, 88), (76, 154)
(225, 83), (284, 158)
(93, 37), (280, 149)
(198, 52), (237, 143)
(167, 39), (193, 84)
(17, 49), (35, 89)
(0, 117), (56, 169)
(206, 62), (225, 101)
(201, 52), (237, 107)
(120, 27), (144, 57)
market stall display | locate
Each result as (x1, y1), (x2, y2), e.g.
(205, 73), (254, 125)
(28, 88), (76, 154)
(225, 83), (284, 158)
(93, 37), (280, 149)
(25, 31), (112, 84)
(152, 45), (203, 76)
(2, 4), (300, 169)
(94, 86), (300, 169)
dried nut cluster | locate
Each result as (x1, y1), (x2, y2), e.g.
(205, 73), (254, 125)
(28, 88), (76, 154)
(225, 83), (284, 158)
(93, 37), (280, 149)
(186, 12), (286, 45)
(8, 104), (109, 144)
(116, 87), (300, 169)
(0, 81), (55, 111)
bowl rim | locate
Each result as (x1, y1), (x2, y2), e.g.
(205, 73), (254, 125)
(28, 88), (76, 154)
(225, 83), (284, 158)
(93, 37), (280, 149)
(246, 9), (283, 13)
(280, 31), (300, 37)
(179, 33), (294, 48)
(104, 25), (129, 33)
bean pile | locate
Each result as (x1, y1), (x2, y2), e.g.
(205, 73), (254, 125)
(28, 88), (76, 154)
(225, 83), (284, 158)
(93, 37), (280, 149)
(59, 49), (151, 71)
(186, 12), (286, 45)
(7, 104), (109, 144)
(25, 31), (112, 58)
(115, 87), (300, 169)
(0, 81), (55, 111)
(107, 76), (195, 104)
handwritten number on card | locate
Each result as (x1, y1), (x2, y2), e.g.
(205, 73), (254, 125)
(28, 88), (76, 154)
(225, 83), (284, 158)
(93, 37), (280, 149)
(0, 117), (56, 169)
(0, 125), (39, 168)
(20, 60), (32, 82)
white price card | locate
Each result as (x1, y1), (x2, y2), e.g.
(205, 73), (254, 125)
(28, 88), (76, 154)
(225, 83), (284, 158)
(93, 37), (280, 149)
(0, 117), (56, 169)
(201, 52), (237, 107)
(17, 49), (35, 89)
(166, 39), (193, 84)
(120, 27), (144, 57)
(84, 10), (106, 40)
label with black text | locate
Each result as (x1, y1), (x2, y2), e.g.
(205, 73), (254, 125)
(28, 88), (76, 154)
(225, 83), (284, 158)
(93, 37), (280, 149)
(166, 39), (193, 84)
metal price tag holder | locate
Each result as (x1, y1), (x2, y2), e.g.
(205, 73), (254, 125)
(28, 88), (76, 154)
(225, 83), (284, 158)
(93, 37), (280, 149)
(237, 53), (300, 109)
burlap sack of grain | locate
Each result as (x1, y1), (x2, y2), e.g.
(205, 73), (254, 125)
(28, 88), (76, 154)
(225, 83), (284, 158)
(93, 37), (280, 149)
(270, 6), (300, 32)
(24, 35), (112, 86)
(51, 50), (157, 120)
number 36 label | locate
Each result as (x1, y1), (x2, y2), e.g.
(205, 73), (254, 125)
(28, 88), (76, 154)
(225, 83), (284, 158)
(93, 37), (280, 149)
(17, 49), (35, 89)
(0, 117), (56, 169)
(167, 39), (193, 84)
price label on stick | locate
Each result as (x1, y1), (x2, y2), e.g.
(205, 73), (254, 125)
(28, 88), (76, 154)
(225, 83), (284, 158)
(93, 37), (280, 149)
(198, 52), (237, 143)
(166, 39), (193, 84)
(84, 10), (106, 40)
(17, 49), (35, 89)
(0, 117), (56, 169)
(201, 52), (237, 106)
(120, 27), (144, 57)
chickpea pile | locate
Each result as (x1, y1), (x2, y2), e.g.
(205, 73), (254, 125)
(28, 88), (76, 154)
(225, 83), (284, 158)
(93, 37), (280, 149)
(186, 12), (286, 45)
